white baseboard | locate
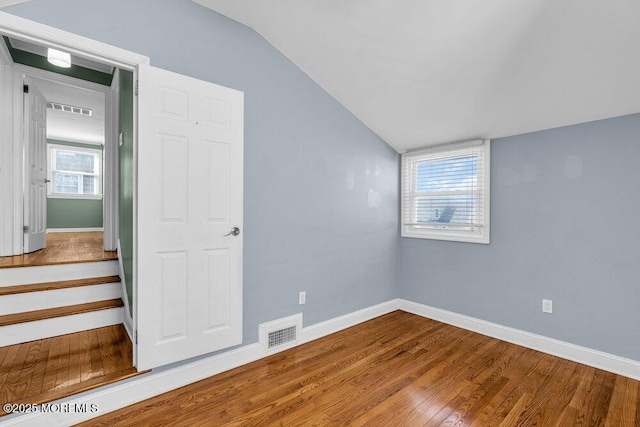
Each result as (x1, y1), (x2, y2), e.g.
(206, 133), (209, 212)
(6, 300), (398, 426)
(397, 299), (640, 381)
(299, 300), (398, 344)
(47, 228), (104, 233)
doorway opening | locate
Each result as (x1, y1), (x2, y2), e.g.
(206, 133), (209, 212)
(0, 34), (120, 258)
(0, 15), (144, 408)
(0, 9), (245, 379)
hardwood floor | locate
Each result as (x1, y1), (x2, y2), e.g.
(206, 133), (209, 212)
(0, 275), (121, 296)
(0, 299), (124, 327)
(0, 232), (117, 268)
(80, 311), (640, 426)
(0, 325), (140, 415)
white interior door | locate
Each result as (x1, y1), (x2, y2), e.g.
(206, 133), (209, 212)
(23, 77), (47, 253)
(136, 64), (244, 370)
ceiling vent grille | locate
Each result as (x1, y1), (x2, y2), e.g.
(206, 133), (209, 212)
(47, 101), (92, 117)
(259, 313), (303, 354)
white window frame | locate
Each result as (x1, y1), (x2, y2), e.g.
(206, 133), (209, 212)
(47, 143), (103, 200)
(401, 139), (490, 244)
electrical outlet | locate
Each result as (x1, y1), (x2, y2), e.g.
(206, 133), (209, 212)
(542, 299), (553, 314)
(299, 291), (306, 305)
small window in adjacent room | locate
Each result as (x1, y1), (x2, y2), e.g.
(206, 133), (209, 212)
(401, 139), (490, 243)
(47, 144), (102, 199)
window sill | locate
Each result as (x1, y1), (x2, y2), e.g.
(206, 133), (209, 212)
(401, 227), (490, 244)
(47, 194), (103, 201)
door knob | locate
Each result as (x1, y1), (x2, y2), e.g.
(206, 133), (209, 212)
(224, 227), (240, 237)
(44, 178), (51, 183)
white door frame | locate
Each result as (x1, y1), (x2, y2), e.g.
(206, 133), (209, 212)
(105, 67), (121, 252)
(0, 11), (149, 253)
(0, 11), (148, 249)
(0, 11), (149, 362)
(0, 36), (16, 256)
(13, 64), (117, 249)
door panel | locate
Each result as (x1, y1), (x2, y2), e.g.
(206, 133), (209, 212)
(23, 78), (47, 253)
(158, 133), (188, 222)
(205, 248), (230, 331)
(137, 64), (244, 369)
(204, 141), (230, 222)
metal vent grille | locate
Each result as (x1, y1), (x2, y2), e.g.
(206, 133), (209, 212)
(259, 313), (303, 354)
(47, 101), (92, 116)
(268, 325), (297, 349)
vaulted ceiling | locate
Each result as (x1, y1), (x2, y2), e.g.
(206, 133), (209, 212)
(194, 0), (640, 153)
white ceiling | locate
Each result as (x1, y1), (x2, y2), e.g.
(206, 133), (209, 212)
(194, 0), (640, 153)
(31, 77), (105, 145)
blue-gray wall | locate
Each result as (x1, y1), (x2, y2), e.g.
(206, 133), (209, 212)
(400, 113), (640, 361)
(5, 0), (398, 345)
(8, 1), (638, 365)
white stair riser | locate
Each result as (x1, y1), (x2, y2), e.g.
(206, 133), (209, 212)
(0, 282), (122, 316)
(0, 307), (124, 347)
(0, 261), (118, 286)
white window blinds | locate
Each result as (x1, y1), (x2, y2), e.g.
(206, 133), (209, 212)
(401, 139), (490, 243)
(48, 144), (103, 199)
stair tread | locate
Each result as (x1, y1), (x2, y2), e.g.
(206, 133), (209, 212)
(2, 368), (149, 414)
(0, 275), (120, 296)
(0, 299), (124, 327)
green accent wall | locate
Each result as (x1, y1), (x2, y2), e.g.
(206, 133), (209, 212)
(3, 37), (113, 86)
(119, 69), (134, 313)
(46, 139), (104, 229)
(47, 198), (103, 228)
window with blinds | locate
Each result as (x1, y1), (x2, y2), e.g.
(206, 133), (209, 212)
(401, 139), (490, 243)
(47, 144), (103, 199)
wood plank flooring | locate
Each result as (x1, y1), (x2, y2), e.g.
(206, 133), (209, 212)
(80, 311), (639, 426)
(0, 275), (120, 296)
(0, 299), (124, 327)
(0, 325), (139, 414)
(0, 232), (117, 268)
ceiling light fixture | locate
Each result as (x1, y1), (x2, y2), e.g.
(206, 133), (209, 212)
(47, 48), (71, 68)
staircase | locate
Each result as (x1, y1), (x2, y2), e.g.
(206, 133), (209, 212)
(0, 260), (125, 347)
